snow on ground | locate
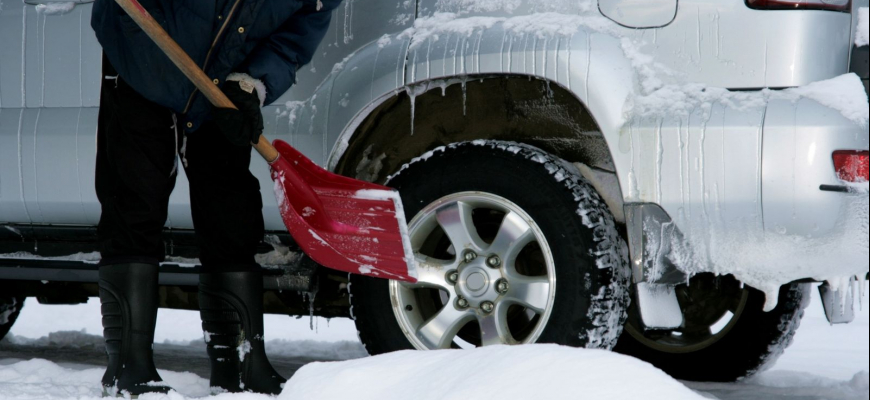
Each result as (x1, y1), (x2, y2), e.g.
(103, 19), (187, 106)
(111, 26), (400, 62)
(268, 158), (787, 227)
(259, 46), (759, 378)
(1, 289), (867, 399)
(8, 300), (362, 350)
(0, 346), (707, 400)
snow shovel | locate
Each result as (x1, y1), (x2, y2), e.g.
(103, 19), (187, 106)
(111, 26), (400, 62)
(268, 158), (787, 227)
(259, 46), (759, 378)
(114, 0), (417, 282)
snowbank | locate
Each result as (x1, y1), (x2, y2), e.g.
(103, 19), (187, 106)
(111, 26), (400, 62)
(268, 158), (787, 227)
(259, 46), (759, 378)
(281, 345), (705, 400)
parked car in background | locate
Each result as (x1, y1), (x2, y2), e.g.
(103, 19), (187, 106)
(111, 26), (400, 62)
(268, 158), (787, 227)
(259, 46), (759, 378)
(2, 0), (868, 383)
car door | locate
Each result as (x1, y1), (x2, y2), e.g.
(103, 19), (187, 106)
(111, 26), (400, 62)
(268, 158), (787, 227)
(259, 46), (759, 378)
(0, 0), (102, 226)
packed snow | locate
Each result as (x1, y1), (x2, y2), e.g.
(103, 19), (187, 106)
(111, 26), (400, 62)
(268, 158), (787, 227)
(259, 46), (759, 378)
(857, 8), (869, 48)
(283, 345), (706, 400)
(1, 295), (867, 400)
(34, 2), (76, 15)
(0, 347), (708, 400)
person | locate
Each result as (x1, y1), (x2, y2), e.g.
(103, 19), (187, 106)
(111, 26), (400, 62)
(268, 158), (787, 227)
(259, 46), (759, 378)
(90, 0), (341, 396)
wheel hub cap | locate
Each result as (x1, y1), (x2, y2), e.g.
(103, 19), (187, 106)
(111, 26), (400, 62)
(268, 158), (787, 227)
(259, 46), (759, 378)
(465, 271), (488, 292)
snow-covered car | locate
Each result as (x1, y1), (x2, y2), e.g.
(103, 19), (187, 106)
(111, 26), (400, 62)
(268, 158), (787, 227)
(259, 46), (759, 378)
(1, 0), (868, 383)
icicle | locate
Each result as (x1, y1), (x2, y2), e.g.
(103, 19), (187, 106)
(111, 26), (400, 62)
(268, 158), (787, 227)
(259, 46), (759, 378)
(405, 83), (428, 136)
(408, 86), (416, 136)
(307, 288), (318, 331)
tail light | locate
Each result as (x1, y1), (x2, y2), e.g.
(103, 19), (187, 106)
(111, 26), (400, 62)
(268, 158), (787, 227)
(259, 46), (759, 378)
(746, 0), (852, 12)
(833, 150), (869, 183)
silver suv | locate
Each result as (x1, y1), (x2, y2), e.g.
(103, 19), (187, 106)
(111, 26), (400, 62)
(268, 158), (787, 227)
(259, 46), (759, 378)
(1, 0), (868, 382)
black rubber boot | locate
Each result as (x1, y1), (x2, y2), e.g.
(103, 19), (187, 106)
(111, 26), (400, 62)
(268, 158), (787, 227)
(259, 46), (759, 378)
(199, 271), (286, 395)
(99, 263), (172, 398)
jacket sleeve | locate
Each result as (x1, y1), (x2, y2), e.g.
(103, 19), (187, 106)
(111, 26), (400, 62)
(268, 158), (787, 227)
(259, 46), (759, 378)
(240, 0), (342, 106)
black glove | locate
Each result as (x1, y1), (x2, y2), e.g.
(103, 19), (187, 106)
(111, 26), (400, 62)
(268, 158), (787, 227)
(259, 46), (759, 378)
(212, 80), (264, 147)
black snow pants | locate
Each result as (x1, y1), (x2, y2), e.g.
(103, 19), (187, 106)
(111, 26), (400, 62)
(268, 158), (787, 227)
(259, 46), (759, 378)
(96, 56), (265, 272)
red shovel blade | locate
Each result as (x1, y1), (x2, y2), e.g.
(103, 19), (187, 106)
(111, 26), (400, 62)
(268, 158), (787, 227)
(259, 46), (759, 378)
(269, 140), (418, 283)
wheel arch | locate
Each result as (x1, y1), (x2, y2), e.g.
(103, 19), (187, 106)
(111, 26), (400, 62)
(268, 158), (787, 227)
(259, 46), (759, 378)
(331, 74), (621, 183)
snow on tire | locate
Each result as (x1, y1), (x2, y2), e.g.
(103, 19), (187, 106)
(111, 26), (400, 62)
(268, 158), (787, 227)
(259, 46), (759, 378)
(350, 141), (631, 354)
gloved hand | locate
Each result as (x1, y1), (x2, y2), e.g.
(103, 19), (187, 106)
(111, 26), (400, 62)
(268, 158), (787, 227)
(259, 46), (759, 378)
(212, 80), (264, 147)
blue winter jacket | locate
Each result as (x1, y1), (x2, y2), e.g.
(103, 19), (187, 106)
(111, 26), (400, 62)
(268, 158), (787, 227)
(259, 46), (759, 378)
(92, 0), (341, 132)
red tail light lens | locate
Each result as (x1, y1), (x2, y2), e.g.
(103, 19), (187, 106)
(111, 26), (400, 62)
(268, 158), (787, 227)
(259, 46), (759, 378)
(746, 0), (852, 12)
(833, 151), (869, 183)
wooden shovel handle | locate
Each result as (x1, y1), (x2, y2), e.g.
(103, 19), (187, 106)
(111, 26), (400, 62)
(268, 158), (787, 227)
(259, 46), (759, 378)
(114, 0), (280, 163)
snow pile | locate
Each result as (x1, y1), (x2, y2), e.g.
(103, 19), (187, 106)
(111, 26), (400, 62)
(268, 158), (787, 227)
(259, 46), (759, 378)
(665, 188), (868, 311)
(281, 345), (705, 400)
(628, 71), (869, 127)
(35, 2), (76, 15)
(857, 7), (869, 47)
(789, 73), (870, 124)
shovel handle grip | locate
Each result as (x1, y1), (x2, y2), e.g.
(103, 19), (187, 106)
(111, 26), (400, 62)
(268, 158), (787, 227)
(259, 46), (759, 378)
(114, 0), (280, 163)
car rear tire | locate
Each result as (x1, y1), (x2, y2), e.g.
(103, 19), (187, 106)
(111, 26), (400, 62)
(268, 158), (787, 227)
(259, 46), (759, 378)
(350, 141), (631, 354)
(1, 295), (25, 341)
(614, 275), (810, 382)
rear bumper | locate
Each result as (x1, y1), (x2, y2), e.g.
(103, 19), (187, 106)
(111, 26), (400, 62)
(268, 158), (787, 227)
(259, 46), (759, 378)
(762, 99), (868, 238)
(755, 99), (869, 282)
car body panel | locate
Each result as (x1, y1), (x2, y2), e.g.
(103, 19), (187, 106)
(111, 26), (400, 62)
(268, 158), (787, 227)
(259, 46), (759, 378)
(762, 99), (869, 238)
(1, 0), (867, 285)
(599, 0), (678, 28)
